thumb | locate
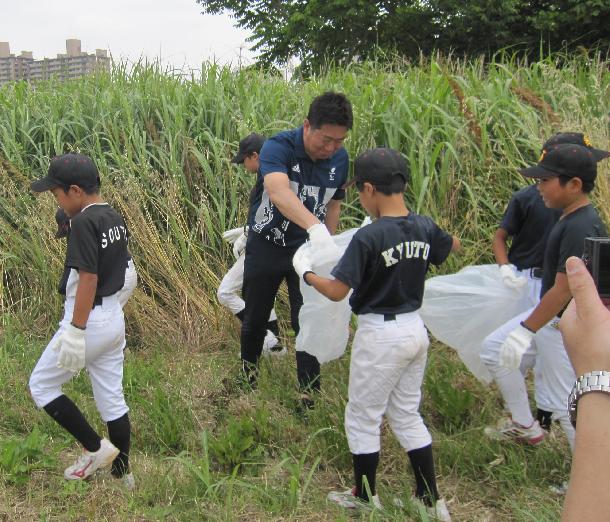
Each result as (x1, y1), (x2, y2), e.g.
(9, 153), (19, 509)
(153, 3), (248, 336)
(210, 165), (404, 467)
(565, 256), (605, 322)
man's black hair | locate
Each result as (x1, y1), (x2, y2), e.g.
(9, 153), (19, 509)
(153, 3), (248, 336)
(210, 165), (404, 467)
(357, 174), (406, 196)
(307, 91), (353, 130)
(557, 175), (595, 194)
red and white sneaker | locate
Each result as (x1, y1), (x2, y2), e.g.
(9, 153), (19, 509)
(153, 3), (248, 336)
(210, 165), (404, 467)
(64, 438), (119, 480)
(484, 418), (546, 445)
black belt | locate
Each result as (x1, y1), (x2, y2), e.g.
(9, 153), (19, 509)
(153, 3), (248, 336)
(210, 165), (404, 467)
(531, 267), (543, 279)
(92, 295), (103, 308)
(383, 313), (396, 322)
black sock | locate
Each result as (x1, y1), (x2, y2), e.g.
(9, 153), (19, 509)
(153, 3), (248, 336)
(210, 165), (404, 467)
(407, 444), (439, 506)
(43, 395), (101, 452)
(536, 408), (553, 431)
(353, 452), (379, 501)
(107, 413), (131, 477)
(235, 310), (245, 322)
(266, 319), (279, 337)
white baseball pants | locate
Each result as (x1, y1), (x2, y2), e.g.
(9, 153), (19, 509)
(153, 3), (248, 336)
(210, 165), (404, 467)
(29, 295), (129, 422)
(480, 271), (551, 427)
(217, 254), (277, 321)
(345, 311), (432, 455)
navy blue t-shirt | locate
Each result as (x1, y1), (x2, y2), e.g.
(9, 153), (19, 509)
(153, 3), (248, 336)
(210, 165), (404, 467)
(500, 185), (561, 270)
(540, 204), (607, 298)
(331, 214), (453, 315)
(251, 126), (349, 247)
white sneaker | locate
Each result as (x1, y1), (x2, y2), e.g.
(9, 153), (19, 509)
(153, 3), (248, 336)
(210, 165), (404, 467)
(262, 331), (287, 357)
(406, 497), (452, 522)
(484, 418), (546, 445)
(327, 487), (382, 510)
(64, 438), (119, 480)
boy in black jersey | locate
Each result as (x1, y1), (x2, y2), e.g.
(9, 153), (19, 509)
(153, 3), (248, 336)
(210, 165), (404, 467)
(498, 144), (608, 451)
(29, 154), (133, 488)
(293, 148), (460, 519)
(482, 133), (608, 442)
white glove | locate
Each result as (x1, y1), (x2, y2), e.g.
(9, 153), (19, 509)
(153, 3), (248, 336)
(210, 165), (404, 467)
(52, 323), (86, 372)
(307, 223), (341, 265)
(499, 264), (527, 289)
(222, 226), (247, 244)
(232, 233), (248, 259)
(293, 244), (314, 279)
(499, 324), (535, 369)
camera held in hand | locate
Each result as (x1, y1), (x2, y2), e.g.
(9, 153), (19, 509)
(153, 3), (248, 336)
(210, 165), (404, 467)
(583, 237), (610, 298)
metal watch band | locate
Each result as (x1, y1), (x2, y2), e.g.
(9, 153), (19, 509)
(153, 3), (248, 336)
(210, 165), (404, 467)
(568, 370), (610, 428)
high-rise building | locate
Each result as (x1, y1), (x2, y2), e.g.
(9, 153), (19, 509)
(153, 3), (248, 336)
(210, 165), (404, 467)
(0, 39), (110, 85)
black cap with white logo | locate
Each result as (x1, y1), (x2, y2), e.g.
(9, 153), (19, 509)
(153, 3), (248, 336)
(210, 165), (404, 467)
(31, 153), (100, 192)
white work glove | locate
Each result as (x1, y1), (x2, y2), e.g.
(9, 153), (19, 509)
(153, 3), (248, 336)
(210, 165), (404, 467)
(306, 223), (341, 265)
(499, 324), (535, 369)
(292, 244), (314, 279)
(499, 264), (527, 290)
(222, 226), (247, 244)
(232, 232), (248, 259)
(52, 323), (86, 372)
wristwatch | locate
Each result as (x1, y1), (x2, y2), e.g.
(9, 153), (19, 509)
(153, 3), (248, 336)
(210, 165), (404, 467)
(568, 370), (610, 428)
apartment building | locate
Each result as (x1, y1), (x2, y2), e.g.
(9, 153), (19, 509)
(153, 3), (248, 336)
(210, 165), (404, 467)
(0, 39), (110, 85)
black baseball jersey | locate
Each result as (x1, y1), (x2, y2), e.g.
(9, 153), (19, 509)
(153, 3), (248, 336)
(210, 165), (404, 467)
(500, 185), (561, 270)
(59, 203), (129, 298)
(331, 214), (454, 315)
(540, 204), (607, 298)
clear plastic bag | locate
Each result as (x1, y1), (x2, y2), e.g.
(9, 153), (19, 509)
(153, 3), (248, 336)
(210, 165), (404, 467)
(420, 264), (530, 384)
(295, 227), (359, 364)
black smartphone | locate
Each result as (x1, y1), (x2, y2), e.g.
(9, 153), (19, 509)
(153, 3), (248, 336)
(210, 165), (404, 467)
(583, 237), (610, 299)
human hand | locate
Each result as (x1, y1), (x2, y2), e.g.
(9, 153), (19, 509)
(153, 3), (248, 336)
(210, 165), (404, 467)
(52, 323), (86, 372)
(306, 223), (340, 264)
(499, 264), (527, 290)
(560, 256), (610, 376)
(232, 233), (248, 259)
(499, 324), (535, 369)
(293, 244), (313, 279)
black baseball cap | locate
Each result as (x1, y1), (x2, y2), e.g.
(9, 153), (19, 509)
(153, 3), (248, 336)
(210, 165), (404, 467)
(541, 132), (610, 161)
(231, 133), (266, 164)
(55, 207), (70, 239)
(345, 148), (409, 188)
(520, 143), (597, 182)
(31, 153), (100, 192)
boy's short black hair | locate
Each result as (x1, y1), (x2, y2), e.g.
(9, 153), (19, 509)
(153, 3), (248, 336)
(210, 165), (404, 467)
(307, 92), (353, 130)
(357, 174), (406, 196)
(557, 175), (595, 193)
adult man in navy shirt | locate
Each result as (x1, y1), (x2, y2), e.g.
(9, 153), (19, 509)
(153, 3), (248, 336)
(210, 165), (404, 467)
(241, 92), (353, 409)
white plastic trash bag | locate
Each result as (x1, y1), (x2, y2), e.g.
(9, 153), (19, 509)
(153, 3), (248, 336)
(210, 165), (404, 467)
(420, 264), (530, 384)
(295, 227), (360, 364)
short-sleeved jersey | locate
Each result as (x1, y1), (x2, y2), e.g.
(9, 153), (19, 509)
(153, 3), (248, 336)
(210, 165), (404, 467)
(59, 203), (129, 298)
(540, 204), (607, 297)
(500, 185), (561, 270)
(252, 126), (349, 247)
(331, 214), (454, 315)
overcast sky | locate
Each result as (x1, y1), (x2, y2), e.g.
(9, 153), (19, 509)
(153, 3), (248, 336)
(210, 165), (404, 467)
(2, 0), (256, 72)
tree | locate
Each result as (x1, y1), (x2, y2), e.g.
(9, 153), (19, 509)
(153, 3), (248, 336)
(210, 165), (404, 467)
(196, 0), (610, 70)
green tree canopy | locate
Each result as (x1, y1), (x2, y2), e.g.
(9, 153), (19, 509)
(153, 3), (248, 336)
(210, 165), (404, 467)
(197, 0), (610, 70)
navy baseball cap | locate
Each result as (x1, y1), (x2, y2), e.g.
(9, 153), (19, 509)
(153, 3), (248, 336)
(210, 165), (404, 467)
(541, 132), (610, 162)
(55, 207), (70, 239)
(31, 153), (100, 192)
(231, 133), (266, 164)
(520, 143), (597, 182)
(345, 147), (409, 188)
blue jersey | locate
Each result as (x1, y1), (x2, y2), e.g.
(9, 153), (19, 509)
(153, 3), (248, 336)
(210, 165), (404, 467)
(251, 126), (349, 247)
